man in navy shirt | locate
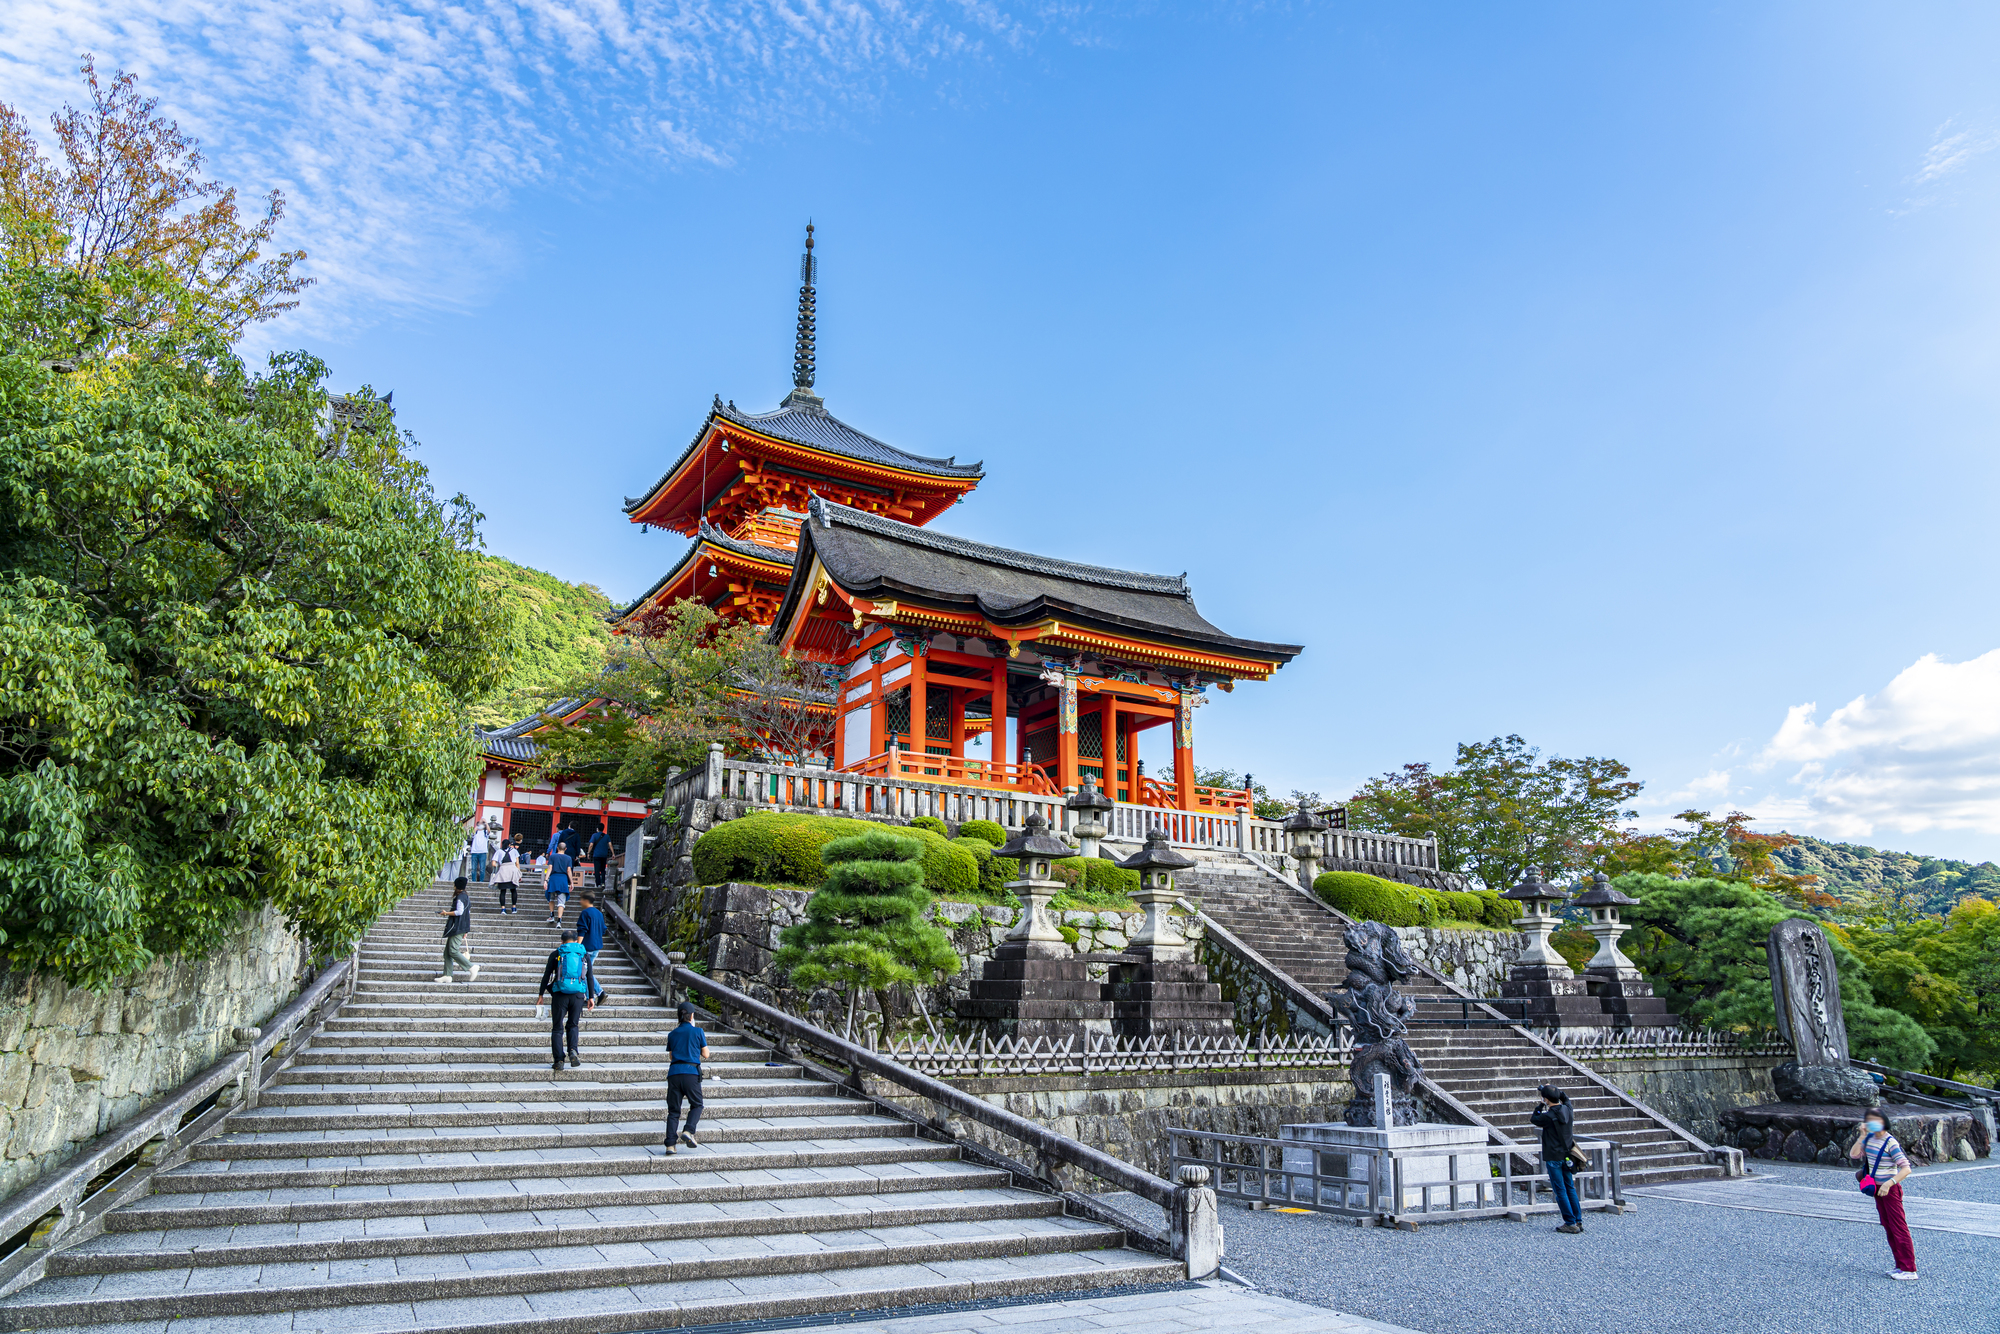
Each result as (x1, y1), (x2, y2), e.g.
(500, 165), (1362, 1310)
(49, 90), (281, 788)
(663, 1003), (708, 1153)
(575, 893), (607, 1004)
(544, 847), (573, 926)
(587, 827), (613, 887)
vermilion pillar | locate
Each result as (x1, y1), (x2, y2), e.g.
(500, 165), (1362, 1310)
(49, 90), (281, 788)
(1173, 686), (1197, 811)
(1057, 662), (1080, 793)
(990, 658), (1009, 778)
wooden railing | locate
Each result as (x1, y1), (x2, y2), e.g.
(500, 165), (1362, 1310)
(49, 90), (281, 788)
(1136, 776), (1250, 812)
(1241, 818), (1440, 871)
(843, 748), (1060, 796)
(1107, 801), (1241, 850)
(663, 744), (1065, 831)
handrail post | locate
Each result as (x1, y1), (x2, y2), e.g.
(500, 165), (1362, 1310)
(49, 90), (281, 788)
(1170, 1165), (1221, 1279)
(665, 952), (684, 1009)
(232, 1027), (263, 1109)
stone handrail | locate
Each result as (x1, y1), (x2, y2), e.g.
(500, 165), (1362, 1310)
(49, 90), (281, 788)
(601, 899), (1181, 1210)
(0, 953), (355, 1297)
(1242, 819), (1440, 870)
(663, 745), (1066, 832)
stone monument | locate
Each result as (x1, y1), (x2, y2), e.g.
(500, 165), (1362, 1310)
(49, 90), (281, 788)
(1328, 921), (1426, 1127)
(1282, 802), (1328, 889)
(1066, 778), (1114, 860)
(1767, 917), (1880, 1107)
(958, 812), (1114, 1041)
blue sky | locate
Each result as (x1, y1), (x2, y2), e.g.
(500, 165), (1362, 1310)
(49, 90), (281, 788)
(9, 2), (2000, 858)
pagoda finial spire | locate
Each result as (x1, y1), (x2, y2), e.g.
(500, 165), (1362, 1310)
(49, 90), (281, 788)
(782, 222), (824, 410)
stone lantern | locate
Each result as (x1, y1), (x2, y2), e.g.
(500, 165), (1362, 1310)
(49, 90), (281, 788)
(1498, 869), (1609, 1031)
(1066, 777), (1115, 860)
(1114, 827), (1197, 958)
(1573, 872), (1639, 975)
(994, 811), (1071, 953)
(1281, 803), (1328, 889)
(959, 811), (1113, 1040)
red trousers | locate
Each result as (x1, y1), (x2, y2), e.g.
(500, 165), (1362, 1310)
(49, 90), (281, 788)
(1874, 1182), (1917, 1272)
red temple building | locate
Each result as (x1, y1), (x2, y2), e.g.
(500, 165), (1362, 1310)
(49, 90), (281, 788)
(479, 223), (1299, 840)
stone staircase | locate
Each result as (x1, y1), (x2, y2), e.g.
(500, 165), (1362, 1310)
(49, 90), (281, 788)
(1164, 846), (1723, 1186)
(0, 883), (1180, 1334)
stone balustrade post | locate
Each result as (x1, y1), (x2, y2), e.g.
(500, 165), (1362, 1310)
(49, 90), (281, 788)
(233, 1026), (263, 1109)
(1171, 1164), (1222, 1279)
(702, 743), (724, 801)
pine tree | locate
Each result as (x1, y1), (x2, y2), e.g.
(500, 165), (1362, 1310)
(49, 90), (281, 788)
(773, 829), (960, 1037)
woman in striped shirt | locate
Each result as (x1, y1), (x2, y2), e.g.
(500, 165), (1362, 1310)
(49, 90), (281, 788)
(1848, 1111), (1917, 1279)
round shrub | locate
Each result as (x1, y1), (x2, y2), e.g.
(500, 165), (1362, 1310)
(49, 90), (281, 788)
(958, 818), (1007, 847)
(908, 816), (948, 836)
(1441, 890), (1490, 925)
(1475, 890), (1517, 930)
(1313, 871), (1424, 927)
(693, 812), (979, 899)
(953, 836), (1020, 900)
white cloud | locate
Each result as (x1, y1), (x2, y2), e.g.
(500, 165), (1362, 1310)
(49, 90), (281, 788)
(0, 0), (1040, 337)
(1738, 649), (2000, 841)
(1900, 117), (2000, 213)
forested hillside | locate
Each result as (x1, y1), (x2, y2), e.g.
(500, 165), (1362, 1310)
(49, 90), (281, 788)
(469, 555), (614, 727)
(1774, 835), (2000, 916)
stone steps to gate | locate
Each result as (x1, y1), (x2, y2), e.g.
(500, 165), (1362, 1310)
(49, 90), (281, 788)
(0, 883), (1179, 1334)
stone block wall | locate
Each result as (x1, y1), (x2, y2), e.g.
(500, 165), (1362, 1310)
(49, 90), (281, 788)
(1393, 926), (1525, 999)
(862, 1068), (1354, 1191)
(0, 907), (302, 1201)
(1575, 1053), (1785, 1143)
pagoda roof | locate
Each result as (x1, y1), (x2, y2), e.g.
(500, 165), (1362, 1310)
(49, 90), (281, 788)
(623, 398), (983, 533)
(615, 523), (797, 623)
(774, 498), (1303, 674)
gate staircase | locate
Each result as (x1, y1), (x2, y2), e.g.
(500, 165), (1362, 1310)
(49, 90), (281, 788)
(1154, 846), (1725, 1186)
(0, 884), (1178, 1334)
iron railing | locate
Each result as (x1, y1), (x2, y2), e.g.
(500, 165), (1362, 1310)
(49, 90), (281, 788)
(885, 1029), (1349, 1078)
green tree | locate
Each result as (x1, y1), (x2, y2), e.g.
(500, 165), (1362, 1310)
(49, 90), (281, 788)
(1346, 735), (1641, 891)
(1593, 809), (1832, 909)
(772, 829), (960, 1037)
(0, 263), (498, 987)
(1617, 874), (1934, 1070)
(1834, 898), (2000, 1081)
(468, 555), (612, 729)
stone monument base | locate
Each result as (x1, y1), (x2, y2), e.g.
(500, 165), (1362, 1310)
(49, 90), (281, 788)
(1717, 1103), (1990, 1166)
(1280, 1121), (1493, 1212)
(1771, 1060), (1882, 1108)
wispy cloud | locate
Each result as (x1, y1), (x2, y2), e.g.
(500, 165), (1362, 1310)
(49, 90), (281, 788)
(1687, 649), (2000, 842)
(0, 0), (1046, 337)
(1900, 116), (2000, 213)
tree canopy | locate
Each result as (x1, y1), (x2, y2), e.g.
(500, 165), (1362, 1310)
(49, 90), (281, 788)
(468, 554), (612, 729)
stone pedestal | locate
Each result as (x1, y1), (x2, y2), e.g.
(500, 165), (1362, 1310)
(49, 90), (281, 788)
(1102, 950), (1236, 1042)
(1584, 968), (1677, 1027)
(1280, 1121), (1493, 1212)
(961, 942), (1114, 1042)
(1501, 963), (1612, 1030)
(1718, 1103), (1989, 1166)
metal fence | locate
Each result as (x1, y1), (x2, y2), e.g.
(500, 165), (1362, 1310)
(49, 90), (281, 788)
(1537, 1027), (1791, 1059)
(1166, 1126), (1623, 1226)
(884, 1029), (1350, 1078)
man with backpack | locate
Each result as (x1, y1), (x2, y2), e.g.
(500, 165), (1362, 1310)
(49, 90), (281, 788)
(435, 876), (479, 984)
(536, 931), (598, 1070)
(587, 826), (613, 888)
(575, 893), (607, 1006)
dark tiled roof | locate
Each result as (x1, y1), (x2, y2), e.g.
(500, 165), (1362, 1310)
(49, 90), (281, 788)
(614, 525), (797, 619)
(779, 498), (1303, 666)
(623, 400), (982, 515)
(477, 697), (587, 761)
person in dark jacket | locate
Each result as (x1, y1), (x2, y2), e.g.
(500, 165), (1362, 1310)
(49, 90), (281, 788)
(588, 827), (613, 887)
(536, 932), (598, 1070)
(575, 893), (607, 1004)
(663, 1002), (709, 1153)
(1530, 1083), (1584, 1232)
(435, 877), (479, 984)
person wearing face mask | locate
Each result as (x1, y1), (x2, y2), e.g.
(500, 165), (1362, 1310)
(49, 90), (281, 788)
(1847, 1110), (1917, 1280)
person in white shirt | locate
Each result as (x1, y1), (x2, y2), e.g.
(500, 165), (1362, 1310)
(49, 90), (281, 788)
(468, 825), (491, 883)
(492, 835), (524, 913)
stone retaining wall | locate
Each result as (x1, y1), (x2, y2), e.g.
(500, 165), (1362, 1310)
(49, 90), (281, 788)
(1574, 1053), (1786, 1143)
(861, 1067), (1355, 1191)
(1392, 926), (1525, 1000)
(0, 908), (302, 1200)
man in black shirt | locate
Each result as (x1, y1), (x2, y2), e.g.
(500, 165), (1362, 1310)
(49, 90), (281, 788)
(435, 877), (478, 984)
(588, 827), (613, 888)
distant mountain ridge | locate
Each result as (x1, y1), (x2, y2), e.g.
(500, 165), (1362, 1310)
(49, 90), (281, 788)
(468, 554), (613, 729)
(1774, 834), (2000, 916)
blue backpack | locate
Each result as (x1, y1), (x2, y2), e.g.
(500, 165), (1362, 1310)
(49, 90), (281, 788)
(553, 943), (589, 995)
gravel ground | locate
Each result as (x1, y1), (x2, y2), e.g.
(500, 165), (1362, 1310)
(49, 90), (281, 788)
(1097, 1160), (2000, 1334)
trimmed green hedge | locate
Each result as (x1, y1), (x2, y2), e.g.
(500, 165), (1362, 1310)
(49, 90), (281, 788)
(1313, 871), (1515, 931)
(1054, 857), (1138, 909)
(908, 816), (948, 836)
(953, 837), (1020, 901)
(958, 819), (1007, 847)
(693, 813), (979, 899)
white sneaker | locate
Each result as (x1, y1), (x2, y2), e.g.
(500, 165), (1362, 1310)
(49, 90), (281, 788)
(1890, 1271), (1919, 1281)
(433, 975), (452, 984)
(468, 964), (481, 981)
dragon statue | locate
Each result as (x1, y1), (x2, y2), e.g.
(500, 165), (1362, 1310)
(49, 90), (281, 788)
(1329, 921), (1427, 1127)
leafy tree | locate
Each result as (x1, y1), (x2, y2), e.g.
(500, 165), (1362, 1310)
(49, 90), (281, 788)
(1834, 898), (2000, 1081)
(1162, 764), (1288, 818)
(772, 829), (960, 1037)
(719, 648), (838, 767)
(468, 555), (611, 729)
(527, 599), (765, 797)
(1617, 874), (1934, 1070)
(1593, 809), (1831, 909)
(0, 263), (497, 987)
(1, 59), (308, 342)
(1346, 735), (1641, 891)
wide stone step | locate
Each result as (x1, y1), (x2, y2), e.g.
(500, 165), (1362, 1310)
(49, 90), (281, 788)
(299, 1038), (775, 1061)
(274, 1063), (804, 1084)
(225, 1095), (871, 1132)
(195, 1115), (904, 1159)
(153, 1136), (958, 1191)
(57, 1186), (1064, 1272)
(113, 1158), (1015, 1228)
(262, 1078), (837, 1106)
(4, 1246), (1180, 1334)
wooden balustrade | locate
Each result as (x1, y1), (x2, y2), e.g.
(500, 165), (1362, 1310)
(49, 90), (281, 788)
(663, 746), (1065, 830)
